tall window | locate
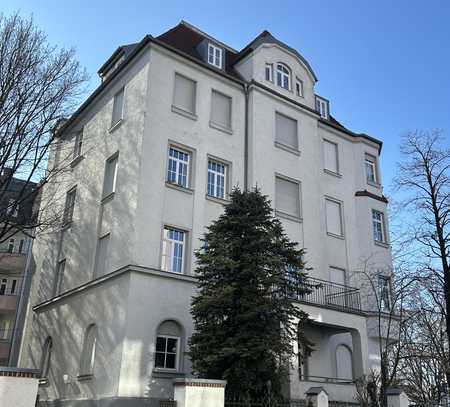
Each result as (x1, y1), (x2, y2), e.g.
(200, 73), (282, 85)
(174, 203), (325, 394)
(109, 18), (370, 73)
(7, 239), (14, 253)
(63, 188), (76, 225)
(102, 154), (118, 198)
(0, 279), (6, 295)
(161, 227), (185, 274)
(18, 239), (25, 254)
(207, 160), (227, 199)
(336, 345), (353, 381)
(80, 324), (97, 376)
(276, 64), (290, 90)
(73, 130), (84, 159)
(265, 63), (273, 82)
(10, 279), (17, 295)
(325, 198), (344, 237)
(155, 320), (181, 370)
(173, 74), (196, 115)
(94, 234), (110, 277)
(210, 90), (232, 130)
(315, 96), (329, 119)
(41, 337), (53, 379)
(365, 154), (378, 184)
(167, 147), (190, 188)
(55, 259), (66, 295)
(323, 140), (339, 174)
(275, 176), (301, 219)
(296, 79), (304, 97)
(275, 112), (298, 151)
(208, 43), (223, 68)
(378, 275), (391, 311)
(372, 210), (386, 243)
(111, 87), (124, 127)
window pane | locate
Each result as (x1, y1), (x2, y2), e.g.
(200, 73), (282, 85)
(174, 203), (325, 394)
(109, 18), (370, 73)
(111, 88), (124, 126)
(211, 91), (232, 129)
(167, 147), (190, 188)
(174, 74), (196, 114)
(155, 352), (166, 368)
(165, 353), (176, 369)
(324, 140), (338, 173)
(162, 227), (185, 273)
(326, 199), (343, 236)
(275, 113), (298, 150)
(156, 337), (166, 352)
(276, 177), (300, 218)
(167, 338), (178, 353)
(207, 160), (226, 199)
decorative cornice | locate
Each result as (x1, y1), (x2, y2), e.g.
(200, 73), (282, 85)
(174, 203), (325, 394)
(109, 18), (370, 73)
(355, 190), (388, 203)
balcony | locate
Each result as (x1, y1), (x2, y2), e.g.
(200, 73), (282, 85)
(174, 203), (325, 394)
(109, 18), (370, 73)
(293, 277), (362, 314)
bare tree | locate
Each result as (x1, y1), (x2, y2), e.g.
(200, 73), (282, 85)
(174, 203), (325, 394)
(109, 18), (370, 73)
(0, 12), (88, 241)
(394, 130), (450, 388)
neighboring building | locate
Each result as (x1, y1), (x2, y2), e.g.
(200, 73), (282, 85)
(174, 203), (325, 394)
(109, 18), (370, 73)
(19, 21), (393, 406)
(0, 172), (36, 366)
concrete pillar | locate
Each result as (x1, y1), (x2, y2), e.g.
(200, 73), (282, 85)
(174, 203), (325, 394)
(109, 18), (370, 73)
(305, 387), (329, 407)
(173, 378), (227, 407)
(350, 328), (368, 378)
(0, 368), (40, 407)
(387, 388), (410, 407)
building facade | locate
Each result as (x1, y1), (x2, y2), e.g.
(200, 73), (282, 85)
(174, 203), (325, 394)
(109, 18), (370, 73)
(20, 21), (393, 406)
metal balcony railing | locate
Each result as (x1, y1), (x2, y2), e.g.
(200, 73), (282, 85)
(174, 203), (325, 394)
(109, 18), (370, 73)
(293, 277), (362, 313)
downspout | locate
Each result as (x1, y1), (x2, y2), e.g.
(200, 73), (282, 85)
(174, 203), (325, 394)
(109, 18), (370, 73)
(244, 83), (249, 191)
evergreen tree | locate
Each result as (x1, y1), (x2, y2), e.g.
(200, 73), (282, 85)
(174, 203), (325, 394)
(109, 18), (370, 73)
(190, 187), (311, 399)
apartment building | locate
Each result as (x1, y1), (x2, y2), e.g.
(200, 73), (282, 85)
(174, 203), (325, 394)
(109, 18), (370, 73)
(0, 173), (36, 366)
(20, 21), (393, 406)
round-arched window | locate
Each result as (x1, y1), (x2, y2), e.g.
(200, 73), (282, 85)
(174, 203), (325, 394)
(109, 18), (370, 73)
(276, 64), (291, 90)
(336, 344), (353, 381)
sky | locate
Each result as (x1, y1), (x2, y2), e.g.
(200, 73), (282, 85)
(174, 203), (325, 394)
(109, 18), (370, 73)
(3, 0), (450, 191)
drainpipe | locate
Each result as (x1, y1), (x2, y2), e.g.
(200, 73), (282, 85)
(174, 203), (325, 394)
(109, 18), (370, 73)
(244, 83), (249, 191)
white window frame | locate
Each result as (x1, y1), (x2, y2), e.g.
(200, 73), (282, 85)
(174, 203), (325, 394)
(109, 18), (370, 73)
(167, 146), (191, 189)
(155, 334), (180, 371)
(276, 63), (291, 90)
(265, 63), (273, 82)
(208, 43), (223, 68)
(110, 87), (124, 128)
(207, 159), (228, 200)
(315, 96), (329, 119)
(63, 187), (76, 226)
(295, 78), (304, 97)
(365, 154), (378, 185)
(161, 227), (186, 274)
(325, 197), (344, 238)
(372, 210), (386, 243)
(102, 153), (119, 199)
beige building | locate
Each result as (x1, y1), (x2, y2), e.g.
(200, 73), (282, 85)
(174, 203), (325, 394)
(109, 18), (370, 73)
(20, 21), (393, 406)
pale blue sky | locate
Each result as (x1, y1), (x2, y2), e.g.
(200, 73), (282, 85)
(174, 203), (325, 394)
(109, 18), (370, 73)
(3, 0), (449, 189)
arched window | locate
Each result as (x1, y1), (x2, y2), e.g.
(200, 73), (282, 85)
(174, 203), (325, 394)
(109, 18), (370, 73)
(41, 336), (53, 378)
(80, 324), (97, 376)
(336, 344), (353, 381)
(276, 64), (291, 90)
(155, 320), (182, 371)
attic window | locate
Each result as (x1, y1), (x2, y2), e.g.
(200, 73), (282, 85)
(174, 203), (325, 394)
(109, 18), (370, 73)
(315, 96), (329, 119)
(208, 43), (223, 68)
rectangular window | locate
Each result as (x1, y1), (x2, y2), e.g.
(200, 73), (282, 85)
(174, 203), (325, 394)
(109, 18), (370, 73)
(167, 147), (190, 188)
(94, 234), (110, 277)
(275, 112), (298, 151)
(8, 239), (14, 253)
(372, 210), (386, 243)
(161, 227), (185, 274)
(315, 96), (329, 119)
(207, 160), (227, 199)
(296, 79), (304, 97)
(111, 87), (124, 127)
(18, 239), (25, 254)
(73, 130), (84, 159)
(275, 176), (301, 219)
(210, 90), (232, 130)
(325, 198), (344, 237)
(10, 279), (17, 295)
(63, 188), (76, 225)
(173, 73), (196, 115)
(102, 154), (118, 198)
(207, 43), (222, 68)
(265, 63), (273, 82)
(323, 140), (339, 174)
(365, 154), (378, 184)
(55, 259), (66, 295)
(155, 335), (179, 370)
(378, 275), (391, 310)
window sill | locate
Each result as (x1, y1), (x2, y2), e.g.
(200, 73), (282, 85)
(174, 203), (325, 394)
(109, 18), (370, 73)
(209, 121), (233, 135)
(101, 192), (115, 204)
(152, 369), (185, 379)
(326, 232), (345, 240)
(374, 240), (390, 249)
(171, 105), (197, 121)
(275, 210), (302, 223)
(109, 119), (124, 133)
(77, 374), (94, 382)
(205, 194), (229, 205)
(367, 180), (381, 189)
(274, 141), (301, 156)
(165, 182), (194, 195)
(70, 155), (84, 168)
(324, 169), (342, 178)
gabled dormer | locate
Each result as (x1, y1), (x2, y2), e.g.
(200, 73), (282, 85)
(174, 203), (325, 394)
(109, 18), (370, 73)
(315, 95), (330, 120)
(196, 39), (226, 70)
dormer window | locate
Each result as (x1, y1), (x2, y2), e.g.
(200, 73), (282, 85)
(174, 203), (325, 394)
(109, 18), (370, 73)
(315, 96), (329, 119)
(276, 64), (291, 90)
(208, 43), (223, 68)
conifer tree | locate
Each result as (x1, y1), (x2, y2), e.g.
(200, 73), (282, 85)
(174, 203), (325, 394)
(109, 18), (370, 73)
(190, 187), (311, 399)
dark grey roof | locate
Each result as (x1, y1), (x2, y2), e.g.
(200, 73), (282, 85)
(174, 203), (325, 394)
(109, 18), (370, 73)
(235, 30), (318, 82)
